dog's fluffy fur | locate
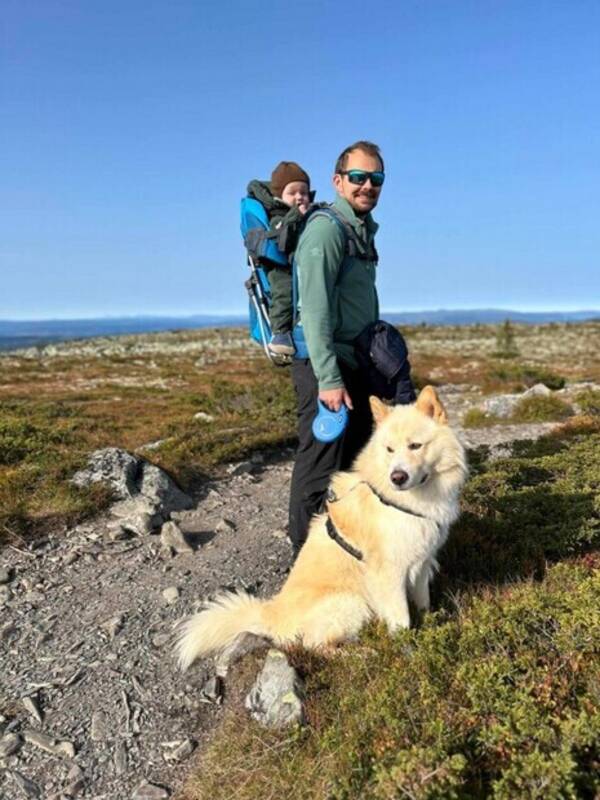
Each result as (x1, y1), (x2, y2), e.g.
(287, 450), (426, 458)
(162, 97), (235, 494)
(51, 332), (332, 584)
(176, 386), (467, 670)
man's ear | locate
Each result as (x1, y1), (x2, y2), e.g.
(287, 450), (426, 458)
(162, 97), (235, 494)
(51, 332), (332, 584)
(370, 396), (392, 425)
(332, 173), (343, 194)
(415, 385), (448, 425)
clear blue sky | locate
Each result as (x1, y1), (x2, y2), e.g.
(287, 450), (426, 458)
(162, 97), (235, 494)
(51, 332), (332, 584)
(2, 0), (599, 319)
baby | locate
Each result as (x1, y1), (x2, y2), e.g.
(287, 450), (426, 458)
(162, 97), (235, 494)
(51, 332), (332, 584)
(267, 161), (311, 356)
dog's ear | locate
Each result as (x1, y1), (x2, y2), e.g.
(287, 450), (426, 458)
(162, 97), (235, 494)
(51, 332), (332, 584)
(370, 396), (392, 425)
(415, 386), (448, 425)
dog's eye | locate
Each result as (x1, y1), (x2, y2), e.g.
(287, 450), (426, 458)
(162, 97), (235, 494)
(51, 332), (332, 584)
(408, 442), (422, 450)
(386, 445), (394, 453)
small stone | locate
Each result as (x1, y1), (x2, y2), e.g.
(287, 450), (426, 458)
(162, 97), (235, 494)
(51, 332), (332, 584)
(114, 740), (128, 775)
(56, 740), (76, 758)
(91, 710), (109, 742)
(22, 729), (75, 758)
(162, 586), (179, 604)
(245, 649), (305, 728)
(228, 460), (253, 476)
(0, 567), (14, 584)
(0, 585), (11, 604)
(0, 732), (22, 757)
(66, 763), (85, 795)
(22, 694), (44, 725)
(102, 614), (125, 639)
(151, 632), (171, 649)
(199, 676), (223, 705)
(160, 521), (193, 554)
(271, 528), (287, 540)
(163, 738), (194, 762)
(131, 779), (170, 799)
(23, 590), (45, 605)
(193, 411), (214, 423)
(524, 382), (552, 397)
(62, 551), (79, 566)
(8, 770), (41, 798)
(215, 518), (236, 533)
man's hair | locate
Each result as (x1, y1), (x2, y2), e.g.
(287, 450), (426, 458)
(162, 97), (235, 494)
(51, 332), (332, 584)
(335, 141), (384, 174)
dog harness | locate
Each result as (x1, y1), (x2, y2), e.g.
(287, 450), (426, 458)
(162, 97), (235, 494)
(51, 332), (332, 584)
(324, 482), (440, 562)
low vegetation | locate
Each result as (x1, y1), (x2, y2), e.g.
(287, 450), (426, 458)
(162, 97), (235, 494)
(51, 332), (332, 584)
(463, 394), (574, 428)
(1, 322), (599, 797)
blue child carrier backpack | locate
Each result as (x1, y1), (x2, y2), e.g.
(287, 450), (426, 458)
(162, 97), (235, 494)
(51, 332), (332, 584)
(240, 196), (308, 366)
(240, 195), (376, 366)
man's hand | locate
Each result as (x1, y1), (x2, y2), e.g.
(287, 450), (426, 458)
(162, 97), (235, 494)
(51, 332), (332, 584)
(319, 387), (353, 412)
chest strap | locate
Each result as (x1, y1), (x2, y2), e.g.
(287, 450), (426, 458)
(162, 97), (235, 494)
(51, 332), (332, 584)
(325, 514), (363, 562)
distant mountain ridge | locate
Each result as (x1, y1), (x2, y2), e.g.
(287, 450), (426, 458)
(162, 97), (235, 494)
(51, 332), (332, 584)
(0, 310), (598, 352)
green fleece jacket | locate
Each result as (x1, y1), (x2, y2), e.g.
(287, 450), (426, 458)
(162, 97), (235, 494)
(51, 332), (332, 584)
(295, 196), (379, 390)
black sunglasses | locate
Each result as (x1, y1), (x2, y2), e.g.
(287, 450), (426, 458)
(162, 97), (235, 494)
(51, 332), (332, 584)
(339, 169), (385, 187)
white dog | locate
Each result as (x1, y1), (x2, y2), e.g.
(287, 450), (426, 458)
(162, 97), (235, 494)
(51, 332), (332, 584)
(176, 386), (467, 669)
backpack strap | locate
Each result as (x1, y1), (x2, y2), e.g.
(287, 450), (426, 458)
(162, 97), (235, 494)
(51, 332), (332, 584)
(306, 206), (379, 265)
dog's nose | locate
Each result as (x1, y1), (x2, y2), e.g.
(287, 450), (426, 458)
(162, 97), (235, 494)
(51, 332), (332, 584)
(390, 469), (409, 486)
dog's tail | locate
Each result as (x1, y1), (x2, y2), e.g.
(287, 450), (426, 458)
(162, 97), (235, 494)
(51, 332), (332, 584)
(175, 591), (268, 671)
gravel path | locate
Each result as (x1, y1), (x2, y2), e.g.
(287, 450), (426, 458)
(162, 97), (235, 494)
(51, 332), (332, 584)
(0, 386), (569, 799)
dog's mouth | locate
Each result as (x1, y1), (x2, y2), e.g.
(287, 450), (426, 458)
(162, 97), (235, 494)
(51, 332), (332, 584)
(420, 472), (430, 485)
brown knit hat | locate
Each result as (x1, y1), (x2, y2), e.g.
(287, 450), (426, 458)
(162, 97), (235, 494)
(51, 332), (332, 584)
(271, 161), (310, 198)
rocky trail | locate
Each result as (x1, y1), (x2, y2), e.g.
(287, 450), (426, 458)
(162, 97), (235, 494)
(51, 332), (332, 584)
(0, 383), (586, 800)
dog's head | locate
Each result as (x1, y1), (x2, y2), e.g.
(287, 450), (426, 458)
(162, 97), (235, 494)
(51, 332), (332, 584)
(362, 386), (467, 494)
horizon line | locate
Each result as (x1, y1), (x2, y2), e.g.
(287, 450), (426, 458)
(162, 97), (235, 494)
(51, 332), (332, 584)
(1, 306), (600, 323)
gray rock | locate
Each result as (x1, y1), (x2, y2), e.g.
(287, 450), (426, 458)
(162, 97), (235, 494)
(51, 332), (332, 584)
(0, 585), (11, 604)
(481, 393), (521, 418)
(193, 411), (214, 423)
(160, 521), (194, 554)
(228, 460), (254, 476)
(215, 518), (236, 533)
(523, 382), (552, 397)
(102, 614), (125, 639)
(71, 448), (140, 500)
(8, 770), (41, 798)
(65, 763), (85, 796)
(163, 738), (195, 762)
(245, 649), (305, 728)
(199, 675), (223, 705)
(138, 462), (193, 513)
(131, 779), (170, 799)
(22, 729), (75, 758)
(0, 566), (14, 584)
(91, 710), (109, 742)
(0, 732), (22, 757)
(162, 586), (179, 604)
(70, 447), (193, 516)
(114, 740), (128, 775)
(21, 694), (44, 725)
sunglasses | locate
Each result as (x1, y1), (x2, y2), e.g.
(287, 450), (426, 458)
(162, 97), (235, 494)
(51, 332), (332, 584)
(339, 169), (385, 187)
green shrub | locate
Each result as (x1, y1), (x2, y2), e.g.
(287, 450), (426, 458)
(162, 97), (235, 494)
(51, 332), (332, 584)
(488, 364), (566, 391)
(462, 408), (497, 428)
(182, 563), (600, 800)
(511, 394), (573, 423)
(575, 388), (600, 417)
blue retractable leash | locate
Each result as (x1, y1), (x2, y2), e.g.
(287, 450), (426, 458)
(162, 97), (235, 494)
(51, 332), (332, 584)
(312, 400), (349, 443)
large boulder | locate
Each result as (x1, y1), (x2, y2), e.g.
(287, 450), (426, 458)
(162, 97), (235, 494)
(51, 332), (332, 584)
(71, 448), (193, 520)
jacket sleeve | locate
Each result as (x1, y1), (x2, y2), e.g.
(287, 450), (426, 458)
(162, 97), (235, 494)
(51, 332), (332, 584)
(294, 216), (346, 390)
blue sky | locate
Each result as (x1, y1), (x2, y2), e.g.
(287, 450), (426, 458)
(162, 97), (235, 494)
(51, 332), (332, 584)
(2, 0), (599, 319)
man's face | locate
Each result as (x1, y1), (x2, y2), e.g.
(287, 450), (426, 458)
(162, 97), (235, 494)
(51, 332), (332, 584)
(333, 149), (384, 215)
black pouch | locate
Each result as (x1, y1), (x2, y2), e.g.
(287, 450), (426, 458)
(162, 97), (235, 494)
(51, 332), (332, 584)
(354, 320), (416, 405)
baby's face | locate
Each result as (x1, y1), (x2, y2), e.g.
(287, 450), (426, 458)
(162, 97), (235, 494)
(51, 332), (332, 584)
(281, 181), (310, 214)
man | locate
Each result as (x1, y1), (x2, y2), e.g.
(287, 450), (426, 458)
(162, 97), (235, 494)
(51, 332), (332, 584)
(288, 140), (385, 553)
